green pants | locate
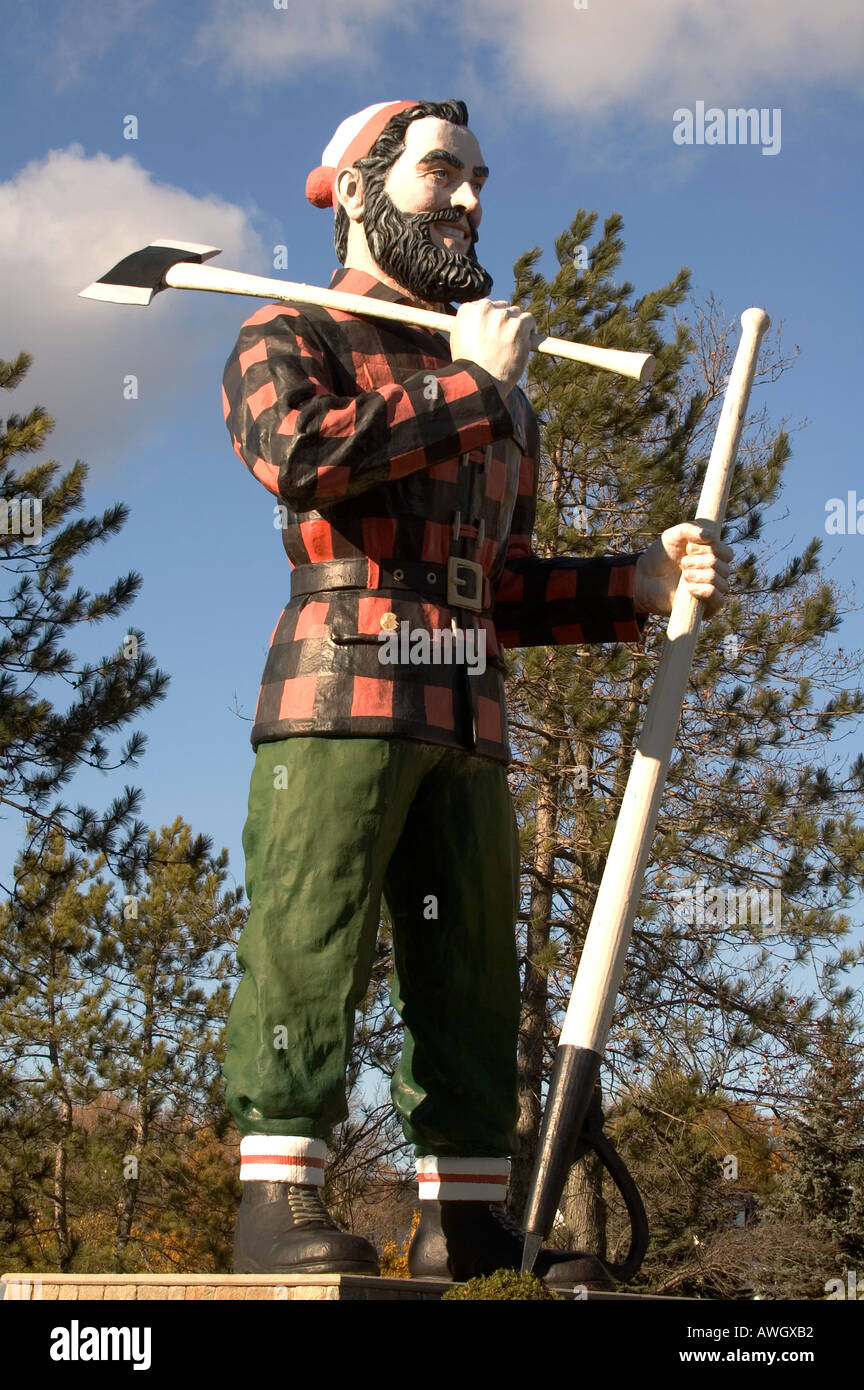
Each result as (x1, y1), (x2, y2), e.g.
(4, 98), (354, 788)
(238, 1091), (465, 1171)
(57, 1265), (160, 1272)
(224, 736), (521, 1157)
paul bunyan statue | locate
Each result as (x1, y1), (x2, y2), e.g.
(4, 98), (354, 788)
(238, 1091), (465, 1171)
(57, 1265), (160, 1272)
(221, 98), (731, 1285)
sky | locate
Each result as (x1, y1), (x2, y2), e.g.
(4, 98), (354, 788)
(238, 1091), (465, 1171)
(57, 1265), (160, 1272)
(1, 0), (862, 930)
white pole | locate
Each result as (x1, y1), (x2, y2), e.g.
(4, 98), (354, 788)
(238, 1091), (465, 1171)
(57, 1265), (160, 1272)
(522, 308), (770, 1266)
(560, 308), (770, 1049)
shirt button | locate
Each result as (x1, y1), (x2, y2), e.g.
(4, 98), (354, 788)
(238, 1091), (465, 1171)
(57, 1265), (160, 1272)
(380, 612), (399, 631)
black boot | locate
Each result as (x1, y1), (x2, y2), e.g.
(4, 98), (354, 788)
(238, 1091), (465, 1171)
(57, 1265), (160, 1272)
(408, 1200), (614, 1288)
(233, 1181), (380, 1275)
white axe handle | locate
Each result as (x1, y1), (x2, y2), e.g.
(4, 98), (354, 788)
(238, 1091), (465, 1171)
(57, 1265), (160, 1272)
(559, 307), (771, 1052)
(164, 261), (656, 384)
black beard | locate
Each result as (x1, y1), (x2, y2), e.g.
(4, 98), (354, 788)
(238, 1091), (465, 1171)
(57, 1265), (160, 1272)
(361, 181), (493, 304)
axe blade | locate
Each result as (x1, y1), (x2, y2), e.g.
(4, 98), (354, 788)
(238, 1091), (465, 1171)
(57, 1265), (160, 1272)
(78, 240), (222, 305)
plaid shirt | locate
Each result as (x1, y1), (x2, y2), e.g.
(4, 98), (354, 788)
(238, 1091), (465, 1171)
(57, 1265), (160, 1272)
(223, 267), (645, 763)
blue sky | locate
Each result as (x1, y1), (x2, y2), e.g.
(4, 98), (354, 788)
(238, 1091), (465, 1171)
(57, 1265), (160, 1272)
(1, 0), (862, 924)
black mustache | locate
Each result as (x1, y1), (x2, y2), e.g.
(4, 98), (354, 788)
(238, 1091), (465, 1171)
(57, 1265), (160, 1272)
(398, 206), (477, 243)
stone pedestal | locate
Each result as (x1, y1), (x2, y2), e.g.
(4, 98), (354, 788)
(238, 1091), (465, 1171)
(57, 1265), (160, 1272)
(2, 1273), (448, 1302)
(2, 1271), (679, 1301)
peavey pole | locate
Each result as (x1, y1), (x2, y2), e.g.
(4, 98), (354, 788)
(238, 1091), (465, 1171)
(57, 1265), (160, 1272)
(521, 308), (771, 1276)
(78, 240), (656, 385)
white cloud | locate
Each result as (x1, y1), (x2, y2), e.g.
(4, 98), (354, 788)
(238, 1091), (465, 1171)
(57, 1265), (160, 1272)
(17, 0), (862, 117)
(458, 0), (864, 116)
(193, 0), (421, 81)
(189, 0), (863, 113)
(20, 0), (161, 87)
(0, 146), (266, 472)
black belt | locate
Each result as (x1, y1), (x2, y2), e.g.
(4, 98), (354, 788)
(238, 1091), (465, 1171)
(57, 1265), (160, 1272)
(290, 556), (489, 615)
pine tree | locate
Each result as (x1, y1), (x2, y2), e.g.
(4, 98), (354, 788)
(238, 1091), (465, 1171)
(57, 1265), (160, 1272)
(0, 826), (119, 1269)
(773, 1009), (864, 1267)
(501, 212), (864, 1247)
(609, 1064), (834, 1298)
(0, 350), (174, 883)
(0, 818), (246, 1273)
(102, 818), (245, 1271)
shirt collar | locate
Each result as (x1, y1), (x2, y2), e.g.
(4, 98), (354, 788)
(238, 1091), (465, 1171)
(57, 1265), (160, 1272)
(329, 266), (455, 315)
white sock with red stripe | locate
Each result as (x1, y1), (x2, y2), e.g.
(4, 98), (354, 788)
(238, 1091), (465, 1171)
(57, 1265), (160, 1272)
(240, 1135), (327, 1185)
(416, 1156), (510, 1201)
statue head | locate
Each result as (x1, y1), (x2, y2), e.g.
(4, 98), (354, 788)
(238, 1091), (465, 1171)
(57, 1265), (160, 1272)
(306, 100), (493, 305)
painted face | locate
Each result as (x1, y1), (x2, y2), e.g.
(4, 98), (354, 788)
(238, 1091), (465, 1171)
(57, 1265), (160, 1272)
(362, 116), (494, 303)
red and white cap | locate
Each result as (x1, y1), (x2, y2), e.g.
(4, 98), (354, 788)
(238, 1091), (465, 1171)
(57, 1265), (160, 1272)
(305, 100), (420, 210)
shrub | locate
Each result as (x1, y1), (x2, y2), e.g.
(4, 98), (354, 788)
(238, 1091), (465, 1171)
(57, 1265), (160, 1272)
(442, 1269), (563, 1300)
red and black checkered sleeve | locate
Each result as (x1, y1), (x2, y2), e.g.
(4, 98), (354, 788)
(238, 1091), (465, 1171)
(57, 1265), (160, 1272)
(493, 434), (649, 647)
(222, 303), (516, 509)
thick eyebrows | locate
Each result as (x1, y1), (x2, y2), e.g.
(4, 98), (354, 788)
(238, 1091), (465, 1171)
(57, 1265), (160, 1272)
(416, 149), (489, 179)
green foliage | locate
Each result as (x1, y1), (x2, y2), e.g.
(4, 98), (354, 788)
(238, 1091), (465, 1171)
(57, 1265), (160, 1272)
(0, 818), (246, 1273)
(769, 1010), (864, 1265)
(442, 1269), (564, 1300)
(598, 1065), (842, 1299)
(0, 349), (183, 882)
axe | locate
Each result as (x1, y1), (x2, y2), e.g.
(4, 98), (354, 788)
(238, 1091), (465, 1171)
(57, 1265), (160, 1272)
(78, 240), (656, 384)
(520, 307), (771, 1277)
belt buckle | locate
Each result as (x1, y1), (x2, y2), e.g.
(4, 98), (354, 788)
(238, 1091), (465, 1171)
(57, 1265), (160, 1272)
(447, 556), (484, 613)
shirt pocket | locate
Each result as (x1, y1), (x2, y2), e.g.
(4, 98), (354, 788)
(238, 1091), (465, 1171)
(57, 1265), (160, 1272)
(327, 592), (447, 648)
(326, 591), (414, 646)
